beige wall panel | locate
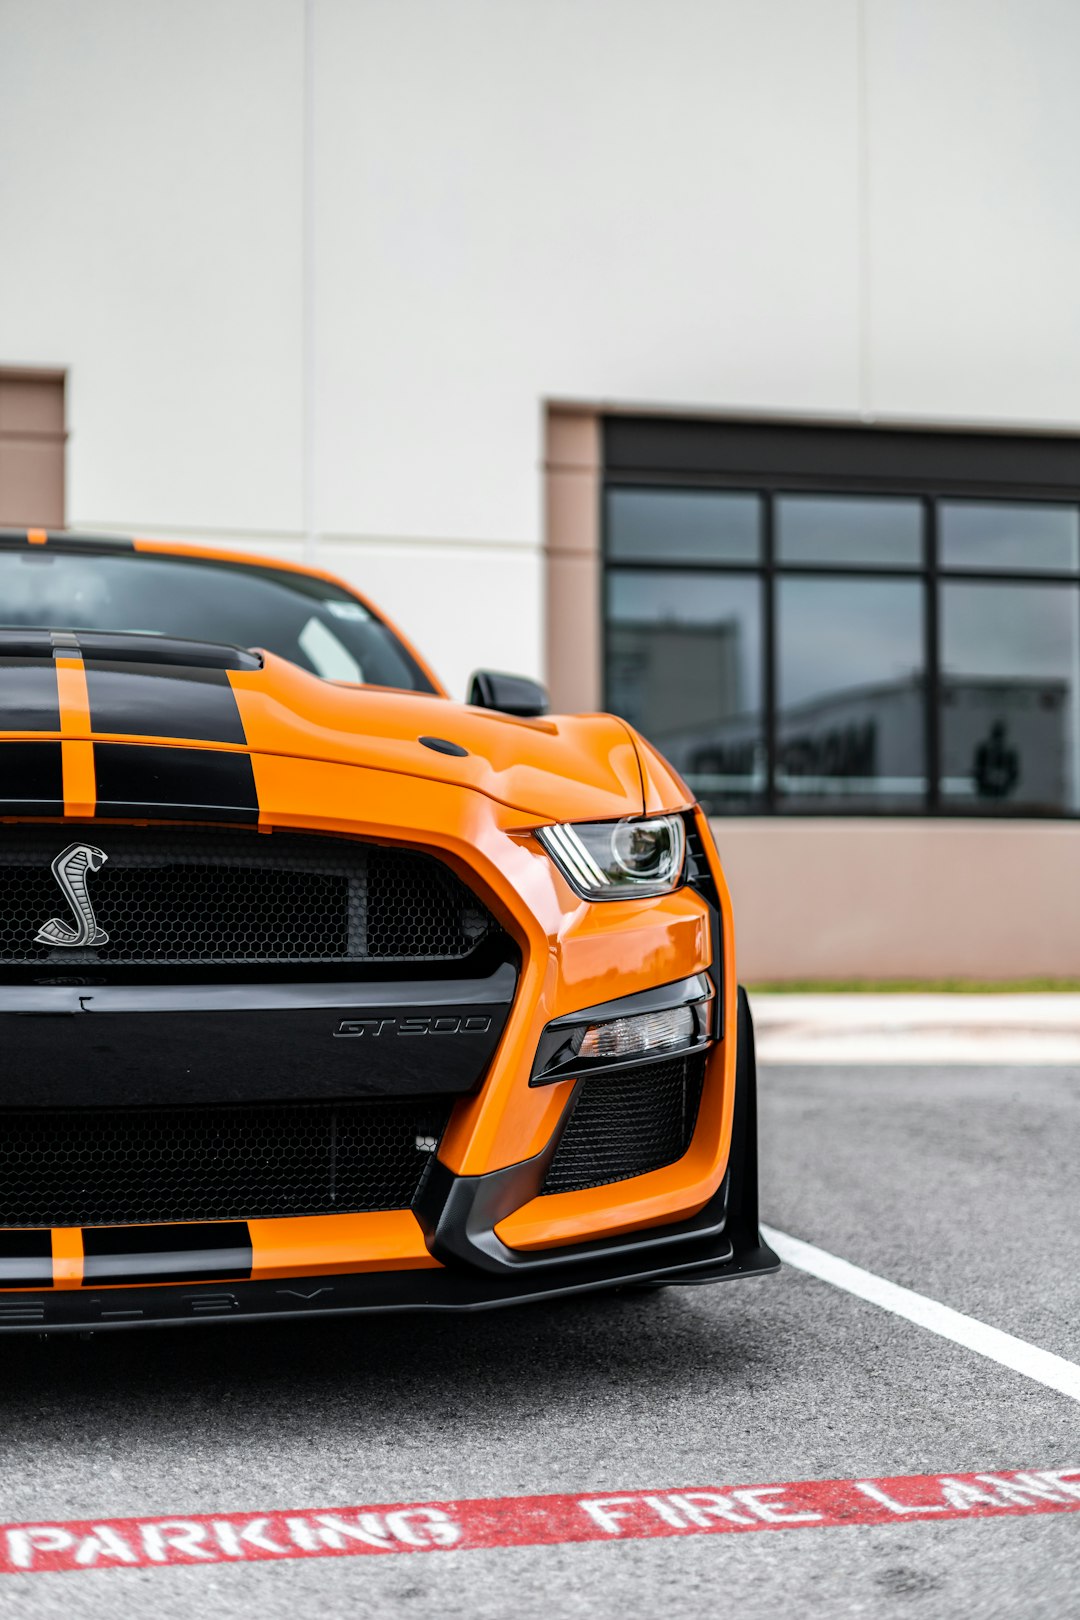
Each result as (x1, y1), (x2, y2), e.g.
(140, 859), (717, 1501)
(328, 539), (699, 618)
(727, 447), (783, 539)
(546, 470), (599, 561)
(546, 411), (600, 475)
(0, 440), (64, 526)
(545, 407), (601, 706)
(0, 375), (64, 435)
(546, 553), (601, 715)
(714, 818), (1080, 981)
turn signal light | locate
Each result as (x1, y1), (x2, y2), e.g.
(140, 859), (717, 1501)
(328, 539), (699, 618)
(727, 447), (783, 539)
(576, 1005), (696, 1061)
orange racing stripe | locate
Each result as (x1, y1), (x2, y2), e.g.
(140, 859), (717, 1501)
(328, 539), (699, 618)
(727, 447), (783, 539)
(50, 1228), (84, 1290)
(55, 655), (96, 817)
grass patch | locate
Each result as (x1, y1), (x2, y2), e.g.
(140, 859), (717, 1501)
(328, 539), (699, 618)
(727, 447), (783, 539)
(746, 978), (1080, 994)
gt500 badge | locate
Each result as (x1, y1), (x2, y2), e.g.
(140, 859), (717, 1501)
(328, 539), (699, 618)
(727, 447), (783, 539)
(334, 1015), (492, 1038)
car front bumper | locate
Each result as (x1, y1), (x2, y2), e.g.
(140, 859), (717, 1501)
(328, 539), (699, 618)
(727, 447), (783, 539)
(0, 988), (776, 1332)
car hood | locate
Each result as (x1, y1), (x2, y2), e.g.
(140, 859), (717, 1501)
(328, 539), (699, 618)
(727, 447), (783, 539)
(0, 639), (651, 824)
(232, 654), (648, 822)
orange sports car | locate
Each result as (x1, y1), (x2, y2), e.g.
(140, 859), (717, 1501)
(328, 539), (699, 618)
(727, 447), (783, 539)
(0, 529), (777, 1330)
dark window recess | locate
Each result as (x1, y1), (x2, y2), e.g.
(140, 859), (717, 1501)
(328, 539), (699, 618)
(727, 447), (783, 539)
(0, 1098), (454, 1226)
(603, 417), (1080, 819)
(542, 1054), (706, 1195)
(0, 826), (504, 966)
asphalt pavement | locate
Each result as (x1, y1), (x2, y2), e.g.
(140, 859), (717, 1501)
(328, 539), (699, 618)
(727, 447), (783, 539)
(1, 1045), (1078, 1616)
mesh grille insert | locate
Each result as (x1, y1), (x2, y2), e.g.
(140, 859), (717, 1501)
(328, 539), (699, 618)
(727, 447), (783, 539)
(542, 1055), (706, 1195)
(0, 1099), (453, 1226)
(0, 826), (500, 965)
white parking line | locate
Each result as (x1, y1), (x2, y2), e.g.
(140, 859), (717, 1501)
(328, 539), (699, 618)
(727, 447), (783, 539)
(762, 1224), (1080, 1404)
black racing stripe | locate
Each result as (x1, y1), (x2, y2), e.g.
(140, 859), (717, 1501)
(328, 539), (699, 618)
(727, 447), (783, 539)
(0, 741), (64, 814)
(45, 533), (136, 553)
(93, 743), (259, 823)
(84, 662), (248, 744)
(0, 631), (55, 658)
(0, 1229), (53, 1286)
(0, 530), (135, 553)
(0, 659), (61, 732)
(81, 1222), (252, 1286)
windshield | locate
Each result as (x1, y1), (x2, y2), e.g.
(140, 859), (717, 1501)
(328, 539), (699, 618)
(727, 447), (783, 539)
(0, 549), (437, 692)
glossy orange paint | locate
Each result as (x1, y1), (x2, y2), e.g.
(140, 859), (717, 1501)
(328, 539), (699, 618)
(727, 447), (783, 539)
(50, 1228), (84, 1289)
(499, 811), (737, 1248)
(249, 1212), (438, 1279)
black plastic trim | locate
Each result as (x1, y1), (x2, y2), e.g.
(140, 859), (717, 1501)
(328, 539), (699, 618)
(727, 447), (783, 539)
(0, 963), (517, 1107)
(0, 1230), (777, 1332)
(0, 961), (517, 1016)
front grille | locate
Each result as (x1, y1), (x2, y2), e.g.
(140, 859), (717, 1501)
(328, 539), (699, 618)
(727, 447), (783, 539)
(0, 1099), (453, 1226)
(0, 827), (500, 966)
(542, 1054), (706, 1195)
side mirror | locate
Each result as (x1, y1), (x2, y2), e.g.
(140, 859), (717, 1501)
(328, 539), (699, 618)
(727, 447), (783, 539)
(467, 669), (549, 718)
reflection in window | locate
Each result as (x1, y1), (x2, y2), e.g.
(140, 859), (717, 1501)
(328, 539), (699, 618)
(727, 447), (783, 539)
(298, 617), (363, 682)
(940, 583), (1080, 814)
(776, 578), (925, 808)
(606, 571), (764, 809)
(606, 488), (760, 565)
(940, 502), (1079, 574)
(777, 496), (922, 568)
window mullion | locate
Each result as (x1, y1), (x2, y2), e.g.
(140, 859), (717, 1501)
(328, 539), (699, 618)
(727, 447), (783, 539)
(763, 493), (777, 811)
(925, 497), (941, 812)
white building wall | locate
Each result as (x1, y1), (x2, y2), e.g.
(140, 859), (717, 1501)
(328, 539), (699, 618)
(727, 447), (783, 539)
(1, 0), (1078, 700)
(0, 0), (305, 537)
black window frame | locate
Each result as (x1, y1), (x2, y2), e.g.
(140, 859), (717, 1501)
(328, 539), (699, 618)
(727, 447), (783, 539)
(602, 416), (1080, 819)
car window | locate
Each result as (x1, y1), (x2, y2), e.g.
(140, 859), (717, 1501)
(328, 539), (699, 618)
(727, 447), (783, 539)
(0, 550), (436, 692)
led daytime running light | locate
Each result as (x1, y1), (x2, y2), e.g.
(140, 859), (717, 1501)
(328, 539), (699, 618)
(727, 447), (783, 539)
(537, 815), (686, 901)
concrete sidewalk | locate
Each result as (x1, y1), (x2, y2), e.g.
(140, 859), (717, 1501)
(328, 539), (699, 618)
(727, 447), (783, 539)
(750, 993), (1080, 1064)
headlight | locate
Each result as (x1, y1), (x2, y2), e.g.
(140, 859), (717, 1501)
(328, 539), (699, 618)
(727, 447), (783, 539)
(537, 814), (686, 900)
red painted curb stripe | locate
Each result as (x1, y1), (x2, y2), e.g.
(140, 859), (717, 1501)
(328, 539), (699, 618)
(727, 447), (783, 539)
(4, 1468), (1079, 1575)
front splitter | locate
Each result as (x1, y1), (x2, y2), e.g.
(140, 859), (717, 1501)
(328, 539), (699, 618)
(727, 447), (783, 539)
(0, 1230), (778, 1333)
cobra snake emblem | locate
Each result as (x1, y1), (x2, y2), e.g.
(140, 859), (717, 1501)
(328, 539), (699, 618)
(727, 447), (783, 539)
(35, 843), (110, 948)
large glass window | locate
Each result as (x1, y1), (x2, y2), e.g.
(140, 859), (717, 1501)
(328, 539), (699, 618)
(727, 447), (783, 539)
(940, 583), (1080, 814)
(606, 489), (760, 565)
(603, 423), (1080, 817)
(606, 570), (764, 809)
(777, 496), (922, 568)
(776, 578), (925, 810)
(940, 501), (1079, 574)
